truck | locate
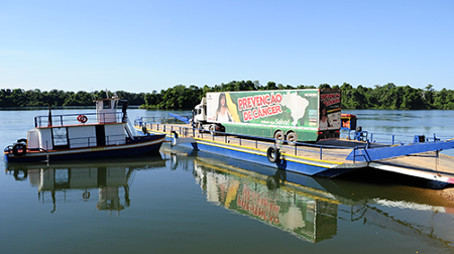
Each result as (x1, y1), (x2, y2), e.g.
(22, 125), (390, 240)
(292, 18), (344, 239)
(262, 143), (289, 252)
(192, 89), (342, 142)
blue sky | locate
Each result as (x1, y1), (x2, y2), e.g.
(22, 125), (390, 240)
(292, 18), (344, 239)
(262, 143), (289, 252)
(1, 0), (453, 92)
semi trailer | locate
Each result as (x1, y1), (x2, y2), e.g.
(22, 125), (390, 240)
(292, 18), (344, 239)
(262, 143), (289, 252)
(192, 89), (341, 142)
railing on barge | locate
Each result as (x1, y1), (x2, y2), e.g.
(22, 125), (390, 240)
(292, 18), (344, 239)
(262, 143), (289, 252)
(340, 130), (444, 145)
(135, 118), (356, 161)
(135, 116), (454, 163)
(35, 112), (124, 127)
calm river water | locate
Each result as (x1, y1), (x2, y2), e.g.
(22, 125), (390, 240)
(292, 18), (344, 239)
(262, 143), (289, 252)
(1, 109), (454, 254)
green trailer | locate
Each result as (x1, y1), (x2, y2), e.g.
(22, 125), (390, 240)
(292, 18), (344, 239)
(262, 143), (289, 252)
(193, 89), (341, 142)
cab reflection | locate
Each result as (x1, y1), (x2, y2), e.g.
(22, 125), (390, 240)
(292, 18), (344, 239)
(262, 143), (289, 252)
(6, 156), (165, 214)
(193, 159), (338, 243)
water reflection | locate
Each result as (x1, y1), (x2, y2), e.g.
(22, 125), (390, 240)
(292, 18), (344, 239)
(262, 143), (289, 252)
(6, 155), (165, 214)
(193, 158), (337, 243)
(171, 150), (454, 247)
(4, 149), (454, 250)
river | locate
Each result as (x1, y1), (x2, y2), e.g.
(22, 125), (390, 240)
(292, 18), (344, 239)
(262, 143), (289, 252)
(1, 109), (453, 254)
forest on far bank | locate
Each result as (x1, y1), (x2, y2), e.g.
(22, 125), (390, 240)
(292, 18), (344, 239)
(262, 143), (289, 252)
(1, 81), (453, 110)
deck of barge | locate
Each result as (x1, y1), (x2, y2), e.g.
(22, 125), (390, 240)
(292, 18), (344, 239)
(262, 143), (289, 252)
(137, 123), (454, 186)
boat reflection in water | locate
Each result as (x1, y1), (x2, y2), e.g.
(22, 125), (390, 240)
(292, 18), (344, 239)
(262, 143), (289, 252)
(174, 148), (454, 246)
(6, 155), (165, 214)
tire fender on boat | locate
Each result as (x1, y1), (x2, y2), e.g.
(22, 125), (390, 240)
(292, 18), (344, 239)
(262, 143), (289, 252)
(171, 131), (178, 146)
(142, 125), (148, 134)
(266, 146), (280, 163)
(12, 143), (26, 156)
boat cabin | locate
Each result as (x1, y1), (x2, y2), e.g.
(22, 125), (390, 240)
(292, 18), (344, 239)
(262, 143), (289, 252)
(26, 96), (133, 151)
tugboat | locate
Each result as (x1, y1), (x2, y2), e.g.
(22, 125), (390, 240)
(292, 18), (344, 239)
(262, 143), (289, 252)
(4, 93), (165, 162)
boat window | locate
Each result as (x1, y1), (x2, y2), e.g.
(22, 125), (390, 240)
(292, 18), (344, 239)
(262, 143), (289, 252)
(104, 100), (111, 109)
(52, 127), (68, 147)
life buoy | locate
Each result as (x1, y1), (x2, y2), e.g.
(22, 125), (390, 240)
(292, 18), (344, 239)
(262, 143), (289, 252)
(82, 191), (90, 200)
(77, 115), (88, 123)
(12, 143), (26, 156)
(266, 146), (280, 163)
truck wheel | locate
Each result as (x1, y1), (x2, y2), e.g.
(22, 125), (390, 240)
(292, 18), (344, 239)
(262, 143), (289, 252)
(274, 130), (285, 143)
(209, 124), (217, 135)
(266, 146), (280, 163)
(286, 131), (297, 146)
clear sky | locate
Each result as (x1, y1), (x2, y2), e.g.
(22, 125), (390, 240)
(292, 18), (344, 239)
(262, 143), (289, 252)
(1, 0), (453, 93)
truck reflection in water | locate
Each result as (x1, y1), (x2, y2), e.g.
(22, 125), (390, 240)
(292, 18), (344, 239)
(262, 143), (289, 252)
(6, 155), (165, 215)
(179, 150), (454, 247)
(193, 158), (338, 243)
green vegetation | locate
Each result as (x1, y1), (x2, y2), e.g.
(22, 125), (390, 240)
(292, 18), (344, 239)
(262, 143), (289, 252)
(0, 89), (145, 108)
(1, 81), (454, 110)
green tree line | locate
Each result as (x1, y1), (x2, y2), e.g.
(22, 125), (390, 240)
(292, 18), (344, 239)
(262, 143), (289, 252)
(1, 81), (454, 110)
(0, 89), (146, 107)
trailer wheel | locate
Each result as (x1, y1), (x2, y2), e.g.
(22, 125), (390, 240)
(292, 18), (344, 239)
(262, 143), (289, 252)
(266, 146), (280, 163)
(286, 131), (297, 146)
(273, 130), (285, 143)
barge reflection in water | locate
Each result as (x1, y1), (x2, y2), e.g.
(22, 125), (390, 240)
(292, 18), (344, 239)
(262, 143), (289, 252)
(169, 148), (454, 248)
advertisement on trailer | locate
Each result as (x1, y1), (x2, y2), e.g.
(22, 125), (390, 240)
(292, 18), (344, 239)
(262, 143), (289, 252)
(206, 90), (320, 128)
(319, 90), (341, 130)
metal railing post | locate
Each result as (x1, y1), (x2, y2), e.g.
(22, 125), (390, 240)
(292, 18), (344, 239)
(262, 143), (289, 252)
(353, 147), (357, 163)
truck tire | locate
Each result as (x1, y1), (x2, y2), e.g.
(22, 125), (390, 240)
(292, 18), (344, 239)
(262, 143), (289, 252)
(266, 146), (280, 163)
(286, 131), (297, 146)
(274, 130), (285, 143)
(209, 124), (217, 135)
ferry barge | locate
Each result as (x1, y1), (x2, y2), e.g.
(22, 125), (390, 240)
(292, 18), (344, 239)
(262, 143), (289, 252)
(134, 117), (454, 188)
(4, 95), (165, 163)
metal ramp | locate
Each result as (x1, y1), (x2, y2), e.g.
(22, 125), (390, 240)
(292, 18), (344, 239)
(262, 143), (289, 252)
(346, 139), (454, 162)
(369, 153), (454, 186)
